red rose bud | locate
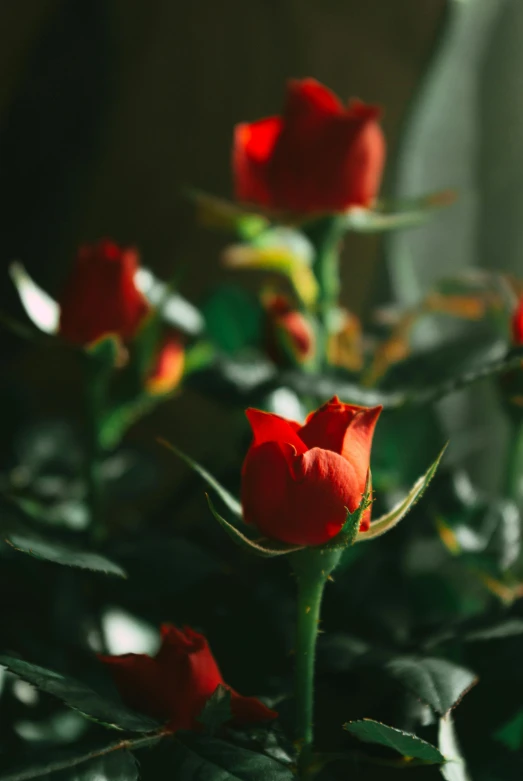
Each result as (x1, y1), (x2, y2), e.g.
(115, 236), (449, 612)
(512, 298), (523, 345)
(241, 396), (381, 546)
(233, 78), (385, 214)
(58, 239), (150, 345)
(146, 336), (185, 396)
(264, 294), (316, 366)
(99, 624), (277, 733)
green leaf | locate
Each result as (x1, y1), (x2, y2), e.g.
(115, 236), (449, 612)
(158, 439), (242, 518)
(344, 719), (445, 764)
(424, 616), (523, 650)
(203, 286), (264, 354)
(187, 343), (523, 411)
(0, 749), (138, 781)
(343, 190), (455, 234)
(0, 734), (162, 781)
(463, 618), (523, 643)
(4, 530), (126, 578)
(206, 495), (303, 558)
(356, 446), (446, 542)
(495, 709), (523, 751)
(380, 329), (506, 395)
(135, 267), (204, 336)
(197, 684), (232, 734)
(384, 656), (477, 715)
(172, 736), (294, 781)
(0, 657), (159, 732)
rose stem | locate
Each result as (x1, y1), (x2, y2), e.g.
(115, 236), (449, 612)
(291, 547), (342, 778)
(305, 216), (344, 371)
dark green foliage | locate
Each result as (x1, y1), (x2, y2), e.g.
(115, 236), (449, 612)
(344, 720), (445, 764)
(0, 657), (159, 732)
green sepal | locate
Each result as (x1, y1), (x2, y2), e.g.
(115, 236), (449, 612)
(197, 684), (232, 735)
(356, 445), (447, 542)
(160, 441), (303, 556)
(206, 495), (304, 558)
(86, 334), (122, 370)
(322, 470), (372, 550)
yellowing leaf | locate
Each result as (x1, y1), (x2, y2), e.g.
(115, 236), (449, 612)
(223, 228), (319, 306)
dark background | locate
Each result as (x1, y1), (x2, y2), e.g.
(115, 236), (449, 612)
(0, 0), (445, 315)
(0, 0), (446, 470)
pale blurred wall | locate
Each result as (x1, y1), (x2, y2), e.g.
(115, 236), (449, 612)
(387, 0), (523, 493)
(0, 0), (446, 317)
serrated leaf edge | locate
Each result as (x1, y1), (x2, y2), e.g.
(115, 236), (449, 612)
(344, 718), (446, 764)
(356, 445), (447, 542)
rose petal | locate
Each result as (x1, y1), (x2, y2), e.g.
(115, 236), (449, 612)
(299, 396), (362, 453)
(229, 689), (278, 724)
(284, 78), (344, 119)
(99, 652), (175, 723)
(234, 117), (282, 206)
(59, 240), (149, 345)
(245, 408), (307, 453)
(242, 442), (360, 545)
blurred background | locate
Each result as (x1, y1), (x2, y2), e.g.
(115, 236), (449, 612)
(2, 0), (523, 484)
(0, 0), (445, 316)
(0, 0), (445, 469)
